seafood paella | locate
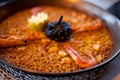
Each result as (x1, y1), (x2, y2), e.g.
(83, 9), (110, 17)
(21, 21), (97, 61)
(0, 6), (113, 73)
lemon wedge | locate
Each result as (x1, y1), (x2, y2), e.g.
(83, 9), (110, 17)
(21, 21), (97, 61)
(28, 12), (48, 31)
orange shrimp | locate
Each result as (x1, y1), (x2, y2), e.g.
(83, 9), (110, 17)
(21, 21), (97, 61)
(72, 19), (103, 33)
(65, 44), (97, 68)
(0, 33), (45, 48)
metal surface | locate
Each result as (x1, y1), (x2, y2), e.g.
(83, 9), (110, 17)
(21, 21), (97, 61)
(0, 0), (120, 80)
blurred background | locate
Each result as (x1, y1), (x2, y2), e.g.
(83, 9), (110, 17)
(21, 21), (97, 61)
(85, 0), (119, 9)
